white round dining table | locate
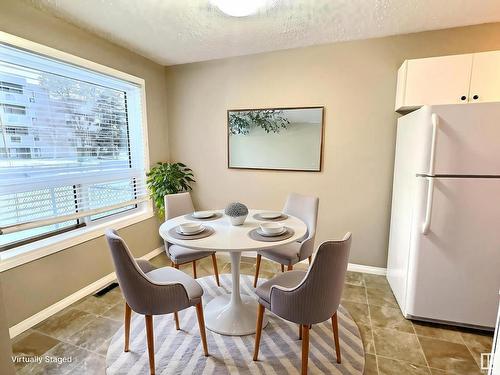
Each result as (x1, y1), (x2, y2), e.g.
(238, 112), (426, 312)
(159, 209), (307, 336)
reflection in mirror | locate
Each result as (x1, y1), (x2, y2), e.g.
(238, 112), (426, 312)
(227, 107), (324, 171)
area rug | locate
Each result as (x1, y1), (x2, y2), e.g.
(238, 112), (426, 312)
(106, 274), (365, 374)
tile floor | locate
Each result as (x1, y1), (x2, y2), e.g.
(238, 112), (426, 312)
(11, 252), (493, 374)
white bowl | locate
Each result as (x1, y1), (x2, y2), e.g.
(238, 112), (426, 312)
(193, 211), (214, 219)
(179, 222), (202, 234)
(259, 222), (284, 235)
(260, 211), (282, 219)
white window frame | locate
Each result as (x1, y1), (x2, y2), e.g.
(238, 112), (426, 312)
(0, 31), (153, 272)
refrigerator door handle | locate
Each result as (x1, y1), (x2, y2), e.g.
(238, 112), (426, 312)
(422, 177), (435, 235)
(422, 113), (439, 235)
(428, 113), (439, 175)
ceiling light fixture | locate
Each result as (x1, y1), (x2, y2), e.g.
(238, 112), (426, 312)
(209, 0), (276, 17)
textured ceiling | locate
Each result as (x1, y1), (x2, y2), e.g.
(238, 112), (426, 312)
(27, 0), (500, 66)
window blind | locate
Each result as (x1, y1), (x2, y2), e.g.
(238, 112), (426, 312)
(0, 43), (148, 248)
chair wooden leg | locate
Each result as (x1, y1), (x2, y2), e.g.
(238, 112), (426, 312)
(211, 254), (220, 287)
(124, 303), (131, 352)
(298, 324), (302, 340)
(253, 304), (265, 361)
(308, 256), (312, 265)
(253, 254), (262, 288)
(192, 260), (197, 279)
(195, 302), (209, 356)
(145, 315), (155, 375)
(174, 312), (180, 330)
(174, 263), (179, 269)
(301, 325), (309, 375)
(281, 264), (285, 272)
(331, 312), (341, 363)
(287, 265), (293, 271)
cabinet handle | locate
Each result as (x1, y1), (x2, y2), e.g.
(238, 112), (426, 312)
(472, 94), (479, 100)
(460, 95), (467, 101)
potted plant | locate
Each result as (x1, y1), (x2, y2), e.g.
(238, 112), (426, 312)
(146, 162), (195, 218)
(224, 202), (249, 226)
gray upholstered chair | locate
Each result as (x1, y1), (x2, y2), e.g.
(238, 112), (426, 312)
(253, 233), (352, 375)
(105, 229), (208, 375)
(164, 192), (220, 286)
(253, 193), (319, 287)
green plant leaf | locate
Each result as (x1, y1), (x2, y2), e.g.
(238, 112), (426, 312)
(228, 109), (290, 135)
(146, 161), (196, 218)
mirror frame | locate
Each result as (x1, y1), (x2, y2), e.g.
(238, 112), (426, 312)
(227, 106), (325, 172)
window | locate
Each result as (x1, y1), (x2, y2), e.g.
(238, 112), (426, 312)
(6, 126), (29, 135)
(1, 104), (26, 115)
(7, 147), (31, 159)
(0, 42), (148, 251)
(0, 81), (23, 94)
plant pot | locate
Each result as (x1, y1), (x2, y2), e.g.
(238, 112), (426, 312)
(229, 214), (247, 226)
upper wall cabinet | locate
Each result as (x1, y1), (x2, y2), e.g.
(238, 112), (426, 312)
(469, 51), (500, 104)
(395, 51), (500, 112)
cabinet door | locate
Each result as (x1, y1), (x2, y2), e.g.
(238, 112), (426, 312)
(469, 51), (500, 103)
(404, 54), (473, 107)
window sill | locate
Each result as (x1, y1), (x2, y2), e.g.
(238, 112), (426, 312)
(0, 207), (154, 272)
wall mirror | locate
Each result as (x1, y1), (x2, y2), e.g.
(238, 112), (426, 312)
(227, 106), (324, 171)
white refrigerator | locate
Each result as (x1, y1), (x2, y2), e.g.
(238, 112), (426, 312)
(387, 102), (500, 329)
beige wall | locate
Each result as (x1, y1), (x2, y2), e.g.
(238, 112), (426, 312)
(0, 281), (14, 374)
(0, 0), (169, 327)
(165, 23), (500, 268)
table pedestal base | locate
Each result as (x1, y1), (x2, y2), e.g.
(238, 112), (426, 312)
(204, 251), (268, 336)
(205, 294), (268, 336)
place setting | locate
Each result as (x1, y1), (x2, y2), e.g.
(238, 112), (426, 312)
(253, 211), (288, 221)
(167, 221), (214, 240)
(248, 222), (295, 242)
(184, 210), (223, 221)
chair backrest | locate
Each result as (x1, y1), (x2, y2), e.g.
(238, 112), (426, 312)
(105, 229), (189, 315)
(283, 192), (319, 260)
(164, 192), (195, 220)
(270, 233), (352, 324)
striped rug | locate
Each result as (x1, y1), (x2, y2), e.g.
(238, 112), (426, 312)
(106, 274), (365, 374)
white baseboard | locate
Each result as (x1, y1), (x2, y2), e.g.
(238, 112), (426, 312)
(347, 263), (387, 275)
(8, 246), (164, 339)
(226, 252), (387, 275)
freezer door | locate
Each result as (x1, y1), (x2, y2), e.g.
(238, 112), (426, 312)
(406, 177), (500, 328)
(411, 103), (500, 175)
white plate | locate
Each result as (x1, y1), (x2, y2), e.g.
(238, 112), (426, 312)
(176, 225), (205, 236)
(256, 228), (287, 237)
(259, 211), (282, 219)
(193, 211), (214, 219)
